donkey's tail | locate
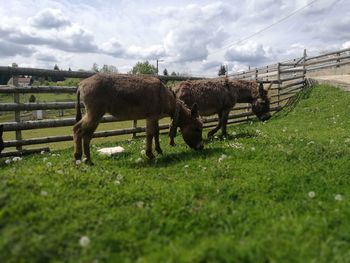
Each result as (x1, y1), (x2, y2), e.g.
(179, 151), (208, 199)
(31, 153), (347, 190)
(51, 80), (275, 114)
(75, 88), (82, 123)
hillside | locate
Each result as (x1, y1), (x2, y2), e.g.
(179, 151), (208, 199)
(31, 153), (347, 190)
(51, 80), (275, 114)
(0, 85), (350, 263)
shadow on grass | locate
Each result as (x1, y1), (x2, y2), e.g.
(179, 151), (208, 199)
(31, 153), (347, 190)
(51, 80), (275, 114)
(272, 85), (314, 120)
(203, 131), (258, 143)
(127, 147), (223, 168)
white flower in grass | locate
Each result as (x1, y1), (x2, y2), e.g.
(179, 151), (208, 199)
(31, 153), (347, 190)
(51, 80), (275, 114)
(114, 180), (121, 185)
(184, 164), (189, 168)
(79, 236), (90, 248)
(116, 174), (123, 181)
(282, 127), (287, 132)
(40, 150), (46, 155)
(51, 154), (57, 157)
(251, 147), (256, 152)
(140, 149), (146, 155)
(330, 139), (335, 144)
(136, 201), (144, 208)
(12, 157), (22, 162)
(135, 157), (142, 164)
(218, 154), (227, 163)
(57, 170), (64, 175)
(345, 138), (350, 143)
(5, 159), (11, 164)
(75, 160), (81, 166)
(43, 157), (48, 162)
(308, 191), (316, 199)
(40, 190), (48, 196)
(231, 131), (237, 136)
(307, 141), (315, 146)
(334, 194), (343, 201)
(46, 162), (52, 168)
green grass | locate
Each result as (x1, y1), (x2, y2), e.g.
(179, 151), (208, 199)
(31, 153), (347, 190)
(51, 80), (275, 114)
(1, 85), (350, 262)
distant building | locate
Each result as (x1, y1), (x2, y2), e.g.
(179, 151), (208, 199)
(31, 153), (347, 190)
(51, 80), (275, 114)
(7, 76), (33, 87)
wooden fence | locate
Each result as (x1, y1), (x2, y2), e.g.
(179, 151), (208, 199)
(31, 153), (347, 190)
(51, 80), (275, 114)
(1, 47), (350, 157)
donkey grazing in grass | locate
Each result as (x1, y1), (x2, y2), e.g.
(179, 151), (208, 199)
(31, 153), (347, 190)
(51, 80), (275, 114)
(173, 78), (272, 138)
(0, 125), (4, 154)
(73, 73), (203, 165)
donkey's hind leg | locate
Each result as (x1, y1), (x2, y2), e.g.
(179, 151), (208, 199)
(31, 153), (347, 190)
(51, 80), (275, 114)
(208, 111), (223, 138)
(145, 119), (157, 159)
(81, 110), (104, 165)
(220, 109), (230, 138)
(73, 120), (83, 161)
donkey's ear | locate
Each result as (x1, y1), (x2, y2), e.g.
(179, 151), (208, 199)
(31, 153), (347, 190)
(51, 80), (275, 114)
(191, 103), (199, 118)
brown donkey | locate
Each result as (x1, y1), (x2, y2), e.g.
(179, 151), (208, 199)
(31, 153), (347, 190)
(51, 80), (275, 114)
(173, 78), (272, 138)
(0, 125), (4, 154)
(73, 73), (203, 164)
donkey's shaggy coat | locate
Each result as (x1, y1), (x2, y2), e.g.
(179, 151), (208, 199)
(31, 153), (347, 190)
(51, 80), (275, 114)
(173, 78), (271, 137)
(73, 74), (203, 164)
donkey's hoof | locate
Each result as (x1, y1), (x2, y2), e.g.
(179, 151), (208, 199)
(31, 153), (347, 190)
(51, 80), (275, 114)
(207, 132), (215, 139)
(156, 148), (163, 155)
(146, 151), (155, 160)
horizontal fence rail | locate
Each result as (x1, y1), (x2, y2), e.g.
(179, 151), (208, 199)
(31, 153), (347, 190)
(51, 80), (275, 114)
(1, 47), (350, 157)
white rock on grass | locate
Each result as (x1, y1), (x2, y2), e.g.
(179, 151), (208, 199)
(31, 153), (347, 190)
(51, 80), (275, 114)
(97, 146), (125, 156)
(12, 157), (22, 162)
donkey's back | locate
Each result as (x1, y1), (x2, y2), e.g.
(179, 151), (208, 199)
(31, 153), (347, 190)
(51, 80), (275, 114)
(79, 74), (171, 120)
(173, 78), (237, 116)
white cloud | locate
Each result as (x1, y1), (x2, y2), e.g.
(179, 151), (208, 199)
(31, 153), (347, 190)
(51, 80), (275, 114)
(0, 0), (349, 75)
(29, 8), (71, 29)
(224, 42), (273, 65)
(342, 41), (350, 49)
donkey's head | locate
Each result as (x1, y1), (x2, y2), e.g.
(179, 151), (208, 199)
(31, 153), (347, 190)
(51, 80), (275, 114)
(170, 102), (204, 150)
(0, 125), (4, 154)
(251, 83), (271, 121)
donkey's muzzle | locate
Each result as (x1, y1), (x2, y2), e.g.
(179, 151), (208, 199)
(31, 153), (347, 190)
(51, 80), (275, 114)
(259, 113), (271, 122)
(194, 142), (204, 151)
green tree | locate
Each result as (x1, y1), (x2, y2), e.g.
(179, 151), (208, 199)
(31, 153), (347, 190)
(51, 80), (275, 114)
(129, 61), (157, 75)
(163, 68), (168, 76)
(100, 64), (118, 73)
(218, 65), (226, 76)
(170, 71), (177, 76)
(92, 63), (99, 73)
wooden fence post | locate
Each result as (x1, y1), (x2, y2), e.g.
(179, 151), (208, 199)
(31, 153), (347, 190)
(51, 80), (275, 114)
(303, 49), (307, 83)
(277, 62), (281, 107)
(12, 63), (23, 151)
(132, 120), (137, 139)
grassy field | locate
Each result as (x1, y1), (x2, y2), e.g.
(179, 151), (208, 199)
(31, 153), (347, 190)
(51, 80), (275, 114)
(1, 85), (350, 262)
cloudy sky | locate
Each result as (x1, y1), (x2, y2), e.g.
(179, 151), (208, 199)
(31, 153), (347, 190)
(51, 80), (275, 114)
(0, 0), (349, 76)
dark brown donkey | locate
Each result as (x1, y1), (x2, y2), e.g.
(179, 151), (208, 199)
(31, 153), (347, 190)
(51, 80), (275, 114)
(173, 78), (272, 138)
(73, 73), (203, 164)
(0, 125), (4, 154)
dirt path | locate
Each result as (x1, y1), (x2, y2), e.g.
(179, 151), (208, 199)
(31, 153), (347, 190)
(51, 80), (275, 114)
(310, 75), (350, 91)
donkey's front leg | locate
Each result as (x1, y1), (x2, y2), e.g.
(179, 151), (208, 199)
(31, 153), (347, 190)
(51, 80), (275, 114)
(145, 119), (156, 159)
(153, 120), (163, 154)
(208, 112), (223, 138)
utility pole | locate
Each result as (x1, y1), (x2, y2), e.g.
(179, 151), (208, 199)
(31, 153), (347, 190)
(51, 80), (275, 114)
(156, 59), (164, 75)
